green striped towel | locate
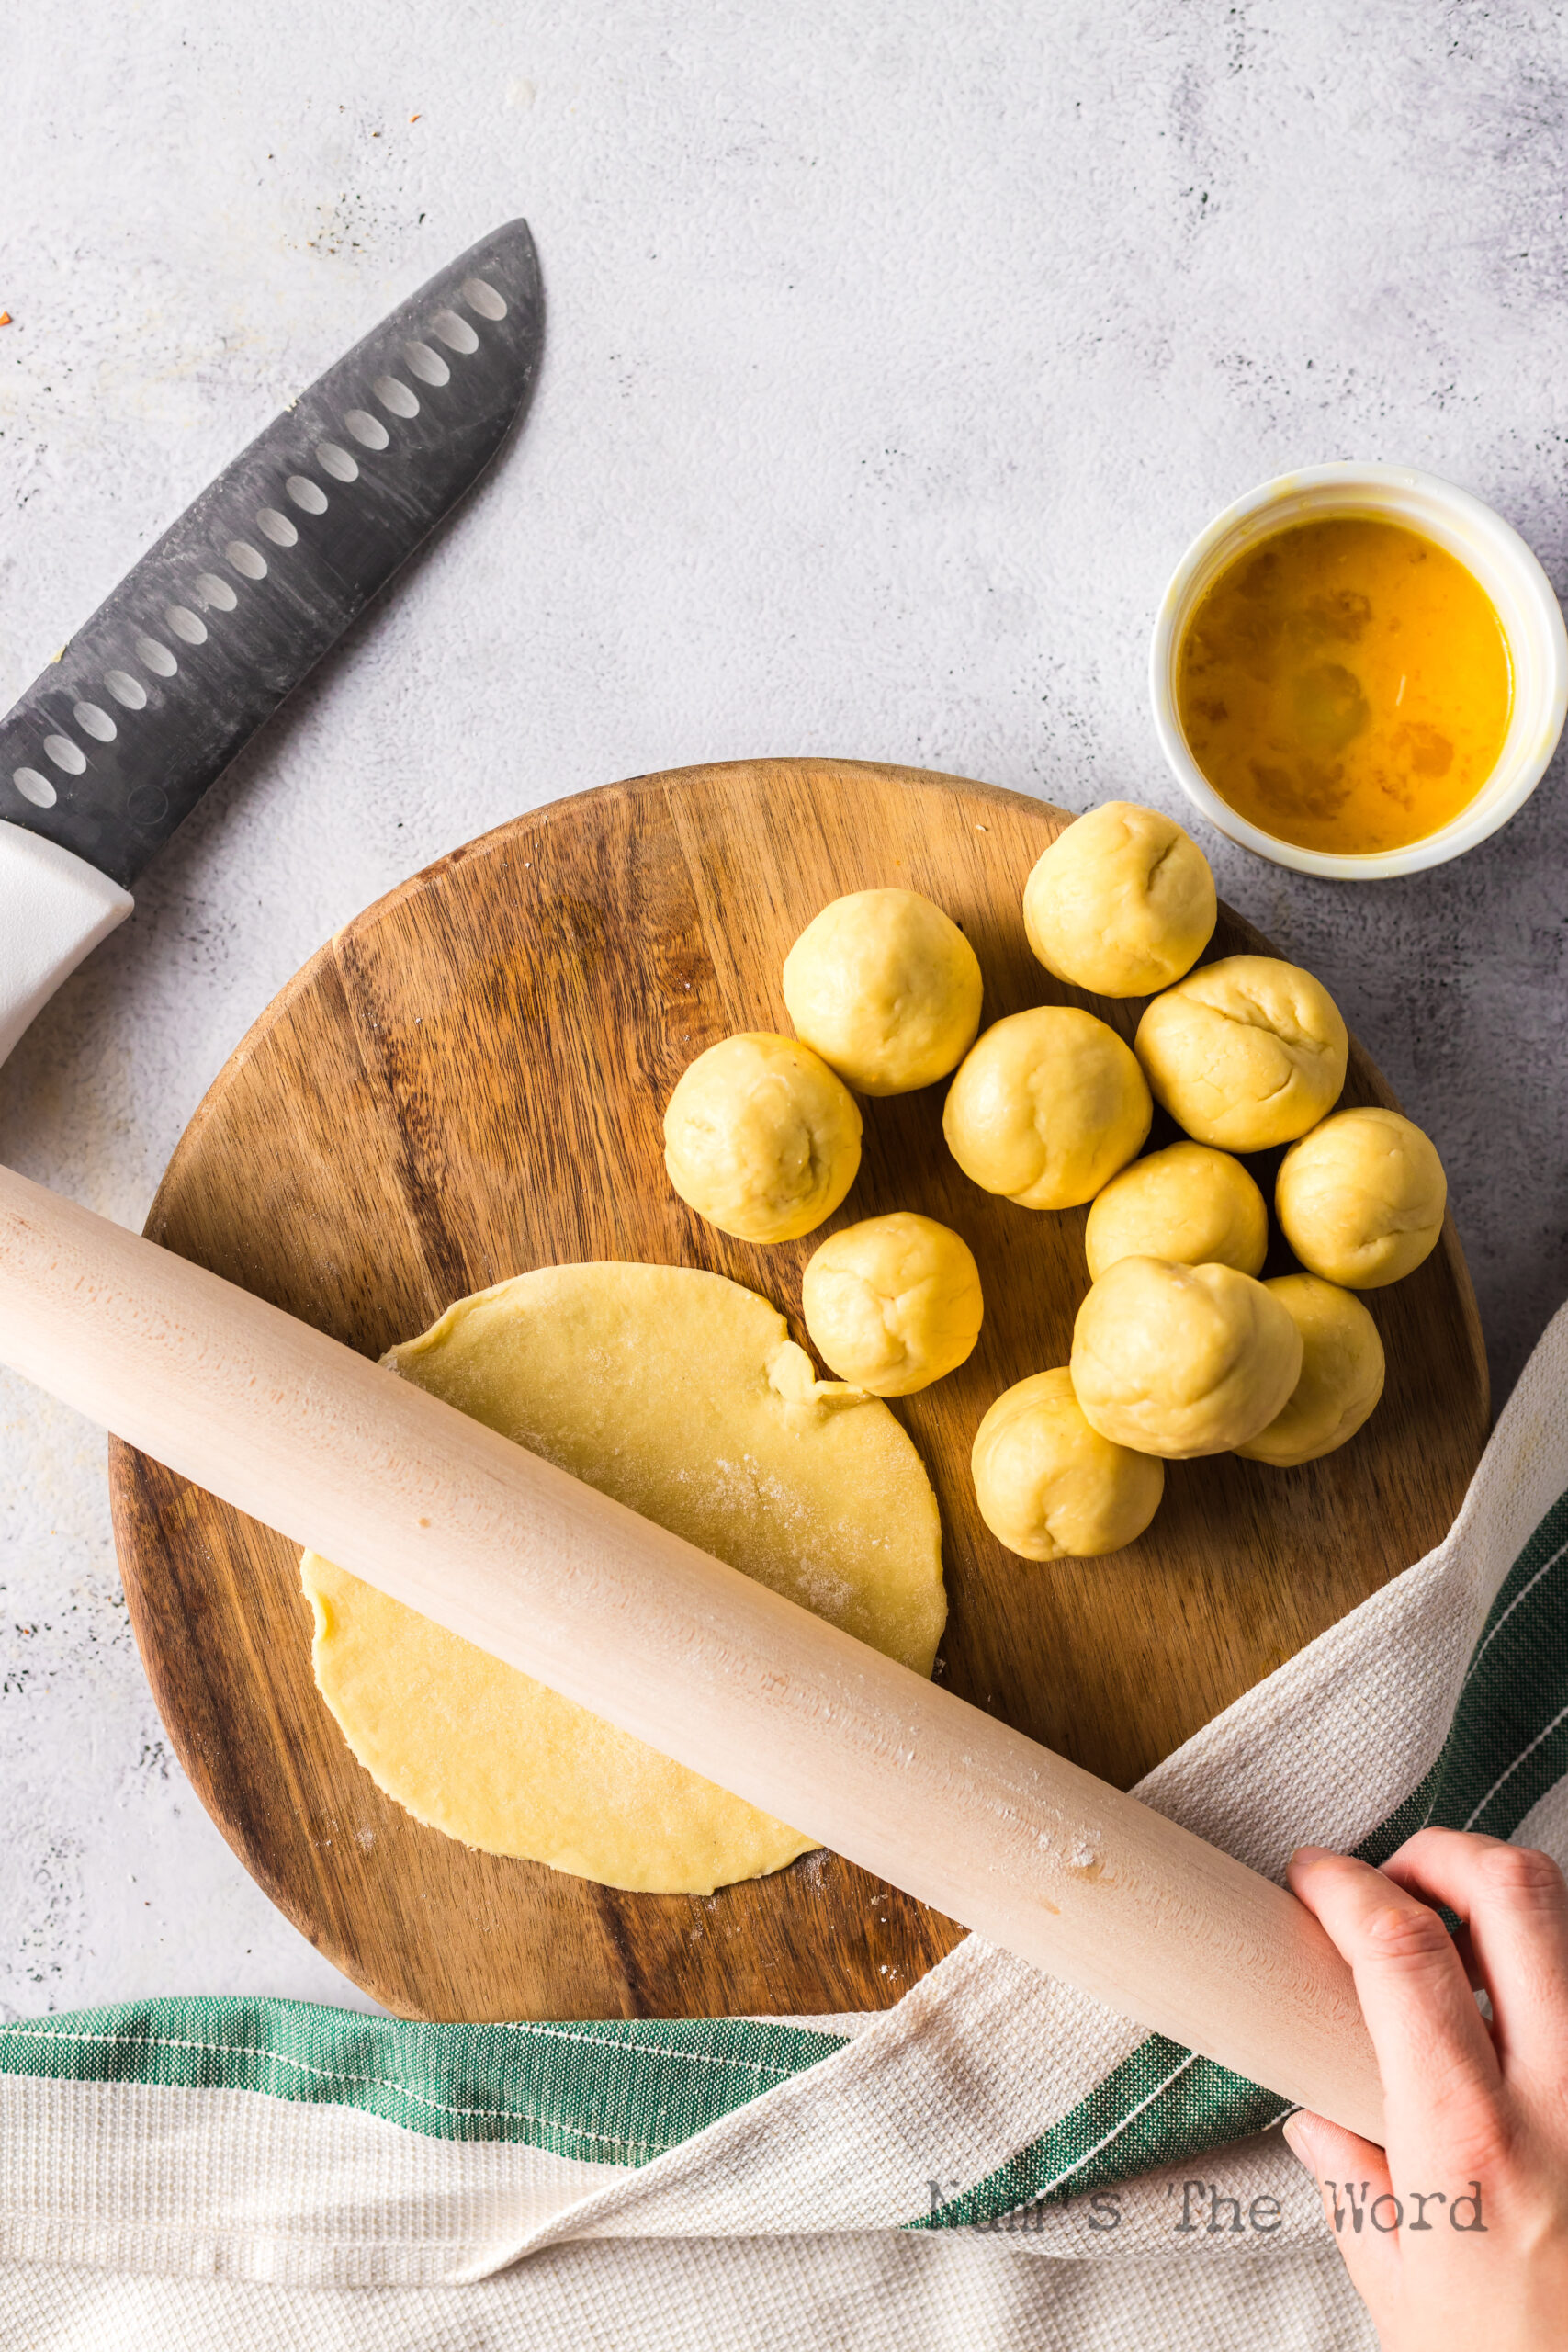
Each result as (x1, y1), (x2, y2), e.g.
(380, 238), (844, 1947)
(2, 1305), (1565, 2350)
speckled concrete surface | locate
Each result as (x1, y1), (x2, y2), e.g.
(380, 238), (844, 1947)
(2, 0), (1565, 2014)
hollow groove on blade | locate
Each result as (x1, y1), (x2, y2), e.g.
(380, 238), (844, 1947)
(0, 221), (543, 888)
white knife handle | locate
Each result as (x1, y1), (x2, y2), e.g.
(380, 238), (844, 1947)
(0, 821), (132, 1067)
(0, 1162), (1386, 2138)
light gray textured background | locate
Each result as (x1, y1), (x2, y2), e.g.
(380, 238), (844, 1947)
(1, 0), (1564, 2016)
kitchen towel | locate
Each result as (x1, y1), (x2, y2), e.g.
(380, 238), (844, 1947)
(3, 1298), (1566, 2350)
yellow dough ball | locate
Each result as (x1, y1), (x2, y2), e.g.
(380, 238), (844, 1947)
(803, 1213), (983, 1396)
(971, 1367), (1165, 1560)
(1275, 1107), (1447, 1289)
(1235, 1275), (1386, 1467)
(663, 1032), (862, 1243)
(782, 888), (983, 1096)
(1084, 1141), (1268, 1283)
(1134, 955), (1348, 1151)
(942, 1007), (1152, 1211)
(1023, 801), (1216, 998)
(1070, 1256), (1303, 1458)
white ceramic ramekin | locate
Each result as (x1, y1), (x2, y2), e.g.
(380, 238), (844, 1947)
(1149, 462), (1568, 879)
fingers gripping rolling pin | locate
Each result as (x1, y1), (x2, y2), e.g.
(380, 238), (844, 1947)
(0, 1164), (1383, 2141)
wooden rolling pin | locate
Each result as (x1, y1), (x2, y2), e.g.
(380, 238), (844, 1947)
(0, 1162), (1383, 2140)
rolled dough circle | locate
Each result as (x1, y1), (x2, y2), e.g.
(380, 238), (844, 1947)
(971, 1367), (1165, 1559)
(782, 888), (983, 1095)
(662, 1030), (862, 1242)
(942, 1006), (1152, 1211)
(802, 1211), (983, 1395)
(302, 1264), (945, 1894)
(1134, 956), (1348, 1151)
(1022, 801), (1215, 998)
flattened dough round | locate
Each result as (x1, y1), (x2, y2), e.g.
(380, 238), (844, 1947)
(301, 1263), (945, 1894)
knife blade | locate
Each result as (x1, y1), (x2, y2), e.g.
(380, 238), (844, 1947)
(0, 219), (543, 1064)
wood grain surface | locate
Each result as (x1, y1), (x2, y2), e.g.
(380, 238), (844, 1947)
(107, 758), (1490, 2021)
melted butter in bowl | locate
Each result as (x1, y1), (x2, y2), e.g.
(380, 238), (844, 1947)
(1176, 516), (1513, 858)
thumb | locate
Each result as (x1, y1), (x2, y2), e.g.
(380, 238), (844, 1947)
(1282, 2109), (1378, 2178)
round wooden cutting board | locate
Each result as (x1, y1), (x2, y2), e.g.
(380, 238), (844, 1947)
(108, 758), (1489, 2021)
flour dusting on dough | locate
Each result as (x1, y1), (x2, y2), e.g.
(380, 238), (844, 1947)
(302, 1262), (945, 1894)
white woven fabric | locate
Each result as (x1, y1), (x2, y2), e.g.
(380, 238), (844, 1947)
(0, 2238), (1376, 2352)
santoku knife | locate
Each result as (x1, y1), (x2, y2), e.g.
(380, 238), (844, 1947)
(0, 220), (543, 1065)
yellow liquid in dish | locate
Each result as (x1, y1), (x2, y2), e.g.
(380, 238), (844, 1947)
(1176, 516), (1512, 855)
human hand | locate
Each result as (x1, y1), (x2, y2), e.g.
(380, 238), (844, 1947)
(1283, 1829), (1568, 2351)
